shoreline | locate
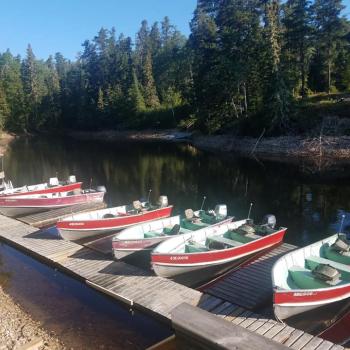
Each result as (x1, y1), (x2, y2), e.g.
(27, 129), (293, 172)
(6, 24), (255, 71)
(0, 285), (65, 350)
(68, 129), (350, 163)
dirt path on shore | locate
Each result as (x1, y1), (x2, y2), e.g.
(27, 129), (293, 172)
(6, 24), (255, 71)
(0, 286), (65, 350)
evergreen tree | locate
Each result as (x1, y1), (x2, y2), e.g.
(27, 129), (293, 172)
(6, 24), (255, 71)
(282, 0), (313, 97)
(312, 0), (346, 93)
(263, 0), (291, 130)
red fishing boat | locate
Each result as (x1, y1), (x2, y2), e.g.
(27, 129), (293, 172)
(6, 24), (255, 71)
(151, 216), (286, 285)
(0, 176), (82, 197)
(57, 196), (173, 241)
(272, 233), (350, 338)
(0, 188), (105, 217)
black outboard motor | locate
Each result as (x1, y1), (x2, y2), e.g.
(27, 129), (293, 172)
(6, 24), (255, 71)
(262, 214), (276, 229)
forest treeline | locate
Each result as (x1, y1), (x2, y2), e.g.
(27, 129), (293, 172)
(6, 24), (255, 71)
(0, 0), (350, 135)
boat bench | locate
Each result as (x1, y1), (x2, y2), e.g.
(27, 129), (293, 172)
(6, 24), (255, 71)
(144, 231), (163, 238)
(306, 255), (350, 278)
(207, 236), (243, 247)
(185, 242), (209, 253)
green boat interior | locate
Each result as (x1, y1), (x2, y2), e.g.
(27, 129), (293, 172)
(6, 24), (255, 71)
(287, 235), (350, 290)
(183, 223), (269, 253)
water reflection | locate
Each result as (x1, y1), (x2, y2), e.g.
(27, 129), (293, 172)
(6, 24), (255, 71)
(4, 136), (350, 247)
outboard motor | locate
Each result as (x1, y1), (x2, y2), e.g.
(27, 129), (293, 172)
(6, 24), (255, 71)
(96, 185), (107, 193)
(49, 177), (59, 186)
(262, 214), (276, 229)
(214, 204), (227, 220)
(332, 237), (350, 253)
(158, 195), (168, 208)
(68, 175), (76, 183)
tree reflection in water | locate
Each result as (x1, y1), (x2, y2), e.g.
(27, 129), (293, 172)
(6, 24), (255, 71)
(4, 136), (350, 247)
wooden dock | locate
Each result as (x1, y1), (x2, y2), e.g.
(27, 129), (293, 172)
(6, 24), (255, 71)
(0, 210), (346, 350)
(203, 243), (297, 310)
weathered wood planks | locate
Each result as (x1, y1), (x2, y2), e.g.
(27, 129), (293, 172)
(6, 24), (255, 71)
(203, 243), (297, 310)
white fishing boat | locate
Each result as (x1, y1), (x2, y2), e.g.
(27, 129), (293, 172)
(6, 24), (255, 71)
(272, 233), (350, 335)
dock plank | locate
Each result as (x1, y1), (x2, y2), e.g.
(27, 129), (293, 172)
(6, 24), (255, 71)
(203, 242), (297, 310)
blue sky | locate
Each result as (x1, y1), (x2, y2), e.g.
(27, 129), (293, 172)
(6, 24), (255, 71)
(0, 0), (197, 60)
(1, 0), (349, 61)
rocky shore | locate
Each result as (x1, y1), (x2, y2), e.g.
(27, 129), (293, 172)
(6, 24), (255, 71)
(0, 286), (65, 350)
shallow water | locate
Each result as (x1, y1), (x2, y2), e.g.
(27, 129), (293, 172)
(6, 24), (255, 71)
(4, 136), (350, 247)
(0, 242), (170, 349)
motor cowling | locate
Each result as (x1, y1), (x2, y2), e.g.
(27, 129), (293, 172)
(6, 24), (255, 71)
(158, 195), (168, 208)
(262, 214), (276, 229)
(96, 185), (107, 193)
(68, 175), (76, 183)
(214, 204), (227, 220)
(49, 177), (59, 186)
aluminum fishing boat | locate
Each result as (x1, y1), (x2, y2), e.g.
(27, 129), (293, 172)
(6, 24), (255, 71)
(152, 215), (286, 284)
(272, 233), (350, 335)
(0, 188), (105, 217)
(0, 176), (82, 197)
(57, 195), (173, 241)
(113, 204), (233, 259)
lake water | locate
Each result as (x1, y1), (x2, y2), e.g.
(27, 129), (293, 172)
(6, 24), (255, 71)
(4, 136), (350, 247)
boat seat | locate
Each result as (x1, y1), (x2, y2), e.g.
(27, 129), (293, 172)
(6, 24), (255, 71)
(206, 236), (243, 247)
(306, 255), (350, 280)
(144, 231), (164, 238)
(185, 242), (209, 253)
(323, 245), (350, 265)
(289, 266), (344, 289)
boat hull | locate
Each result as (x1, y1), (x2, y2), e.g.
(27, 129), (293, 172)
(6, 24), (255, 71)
(0, 182), (82, 197)
(57, 206), (173, 241)
(0, 192), (105, 217)
(113, 217), (233, 260)
(274, 296), (350, 335)
(113, 236), (169, 260)
(152, 228), (286, 279)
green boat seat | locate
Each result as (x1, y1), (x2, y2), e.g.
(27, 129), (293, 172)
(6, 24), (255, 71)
(306, 255), (350, 280)
(289, 266), (344, 289)
(185, 242), (209, 253)
(206, 235), (243, 249)
(144, 231), (163, 238)
(225, 230), (260, 244)
(181, 219), (208, 231)
(324, 245), (350, 265)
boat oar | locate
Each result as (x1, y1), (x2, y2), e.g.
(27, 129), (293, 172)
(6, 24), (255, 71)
(247, 202), (253, 220)
(338, 214), (346, 236)
(200, 196), (207, 211)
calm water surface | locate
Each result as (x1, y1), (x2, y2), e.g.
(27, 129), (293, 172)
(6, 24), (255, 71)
(4, 136), (350, 247)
